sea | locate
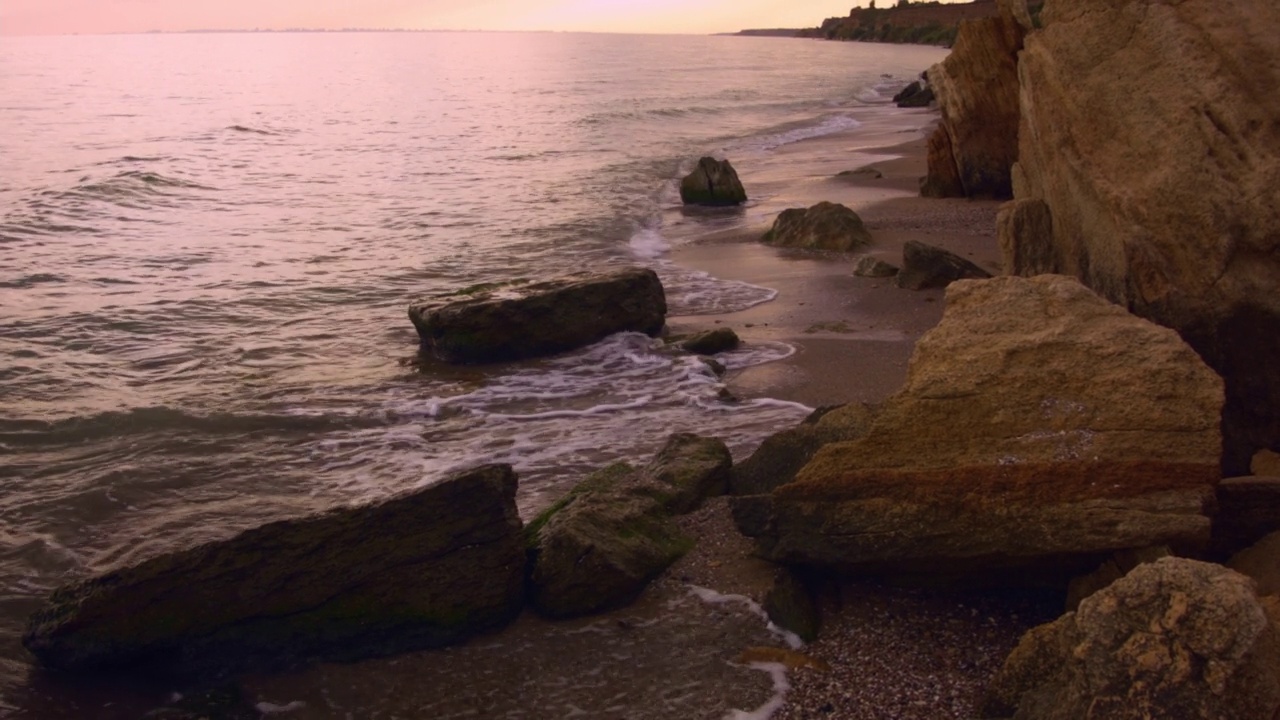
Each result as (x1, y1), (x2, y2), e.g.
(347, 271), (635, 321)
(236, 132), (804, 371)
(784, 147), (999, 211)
(0, 31), (946, 716)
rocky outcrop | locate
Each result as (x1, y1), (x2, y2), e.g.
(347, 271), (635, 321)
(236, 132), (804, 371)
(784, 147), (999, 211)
(23, 465), (526, 675)
(527, 434), (729, 618)
(679, 328), (740, 356)
(895, 240), (992, 290)
(921, 1), (1026, 199)
(734, 276), (1223, 581)
(680, 157), (747, 206)
(983, 558), (1280, 719)
(999, 0), (1280, 474)
(853, 256), (899, 278)
(409, 267), (666, 364)
(762, 202), (872, 252)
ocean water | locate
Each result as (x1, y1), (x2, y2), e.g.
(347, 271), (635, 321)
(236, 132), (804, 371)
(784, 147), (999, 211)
(0, 31), (945, 714)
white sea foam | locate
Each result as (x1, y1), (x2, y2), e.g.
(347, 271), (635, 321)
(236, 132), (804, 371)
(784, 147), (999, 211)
(747, 114), (864, 152)
(725, 663), (790, 720)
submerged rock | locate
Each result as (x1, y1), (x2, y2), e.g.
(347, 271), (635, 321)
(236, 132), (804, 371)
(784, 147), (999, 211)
(984, 558), (1280, 720)
(408, 267), (666, 364)
(23, 465), (526, 675)
(735, 276), (1224, 582)
(527, 434), (730, 619)
(1000, 0), (1280, 474)
(762, 201), (872, 252)
(679, 157), (747, 206)
(893, 78), (935, 108)
(679, 327), (740, 356)
(895, 240), (991, 290)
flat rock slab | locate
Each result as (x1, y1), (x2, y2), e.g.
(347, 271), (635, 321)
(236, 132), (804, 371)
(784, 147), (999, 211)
(23, 465), (526, 676)
(409, 267), (666, 364)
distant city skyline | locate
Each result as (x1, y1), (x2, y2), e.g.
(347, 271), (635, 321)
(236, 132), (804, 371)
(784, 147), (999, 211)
(1, 0), (968, 37)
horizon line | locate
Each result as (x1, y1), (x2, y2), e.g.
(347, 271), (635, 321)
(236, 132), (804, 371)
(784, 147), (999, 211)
(0, 27), (810, 39)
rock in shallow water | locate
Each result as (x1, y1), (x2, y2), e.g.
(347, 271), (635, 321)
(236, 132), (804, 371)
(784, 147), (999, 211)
(679, 157), (747, 206)
(735, 275), (1224, 582)
(527, 434), (730, 619)
(408, 267), (666, 364)
(23, 465), (526, 676)
(678, 327), (740, 356)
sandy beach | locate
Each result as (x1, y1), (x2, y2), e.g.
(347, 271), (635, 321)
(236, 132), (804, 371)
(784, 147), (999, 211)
(666, 115), (1002, 409)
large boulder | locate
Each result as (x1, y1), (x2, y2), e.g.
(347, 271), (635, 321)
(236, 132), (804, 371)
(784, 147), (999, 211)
(409, 267), (666, 364)
(734, 276), (1224, 581)
(527, 434), (729, 618)
(921, 2), (1026, 199)
(983, 558), (1280, 720)
(762, 201), (872, 252)
(999, 0), (1280, 474)
(679, 157), (747, 206)
(895, 240), (992, 290)
(23, 465), (526, 675)
(729, 403), (878, 497)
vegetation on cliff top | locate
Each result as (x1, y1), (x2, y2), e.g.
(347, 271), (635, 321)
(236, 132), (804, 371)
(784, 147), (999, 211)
(799, 0), (1042, 46)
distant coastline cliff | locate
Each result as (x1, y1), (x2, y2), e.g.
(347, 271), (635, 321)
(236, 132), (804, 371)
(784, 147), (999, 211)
(800, 0), (1042, 46)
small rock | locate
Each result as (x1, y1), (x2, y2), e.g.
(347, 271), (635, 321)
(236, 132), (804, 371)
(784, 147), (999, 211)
(763, 567), (821, 643)
(895, 240), (992, 290)
(680, 328), (740, 356)
(853, 256), (899, 278)
(698, 357), (727, 377)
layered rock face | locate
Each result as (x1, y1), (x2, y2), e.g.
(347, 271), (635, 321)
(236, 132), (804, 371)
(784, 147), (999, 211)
(1000, 0), (1280, 473)
(734, 276), (1224, 580)
(409, 267), (667, 364)
(762, 201), (872, 252)
(921, 2), (1026, 199)
(984, 558), (1280, 719)
(23, 465), (526, 675)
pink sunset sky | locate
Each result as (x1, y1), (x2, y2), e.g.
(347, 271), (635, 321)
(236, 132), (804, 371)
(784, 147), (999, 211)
(1, 0), (964, 36)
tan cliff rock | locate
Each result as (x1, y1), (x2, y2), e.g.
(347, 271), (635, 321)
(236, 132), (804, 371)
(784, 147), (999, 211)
(733, 275), (1223, 580)
(983, 558), (1280, 720)
(921, 0), (1026, 198)
(999, 0), (1280, 473)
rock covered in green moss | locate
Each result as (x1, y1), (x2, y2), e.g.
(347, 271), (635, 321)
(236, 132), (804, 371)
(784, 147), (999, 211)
(409, 267), (666, 364)
(23, 465), (526, 676)
(527, 434), (730, 618)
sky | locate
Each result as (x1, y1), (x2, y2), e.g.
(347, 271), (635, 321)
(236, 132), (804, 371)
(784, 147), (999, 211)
(0, 0), (957, 36)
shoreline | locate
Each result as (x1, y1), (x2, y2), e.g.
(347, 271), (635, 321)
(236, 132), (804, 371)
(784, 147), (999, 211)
(665, 117), (1002, 408)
